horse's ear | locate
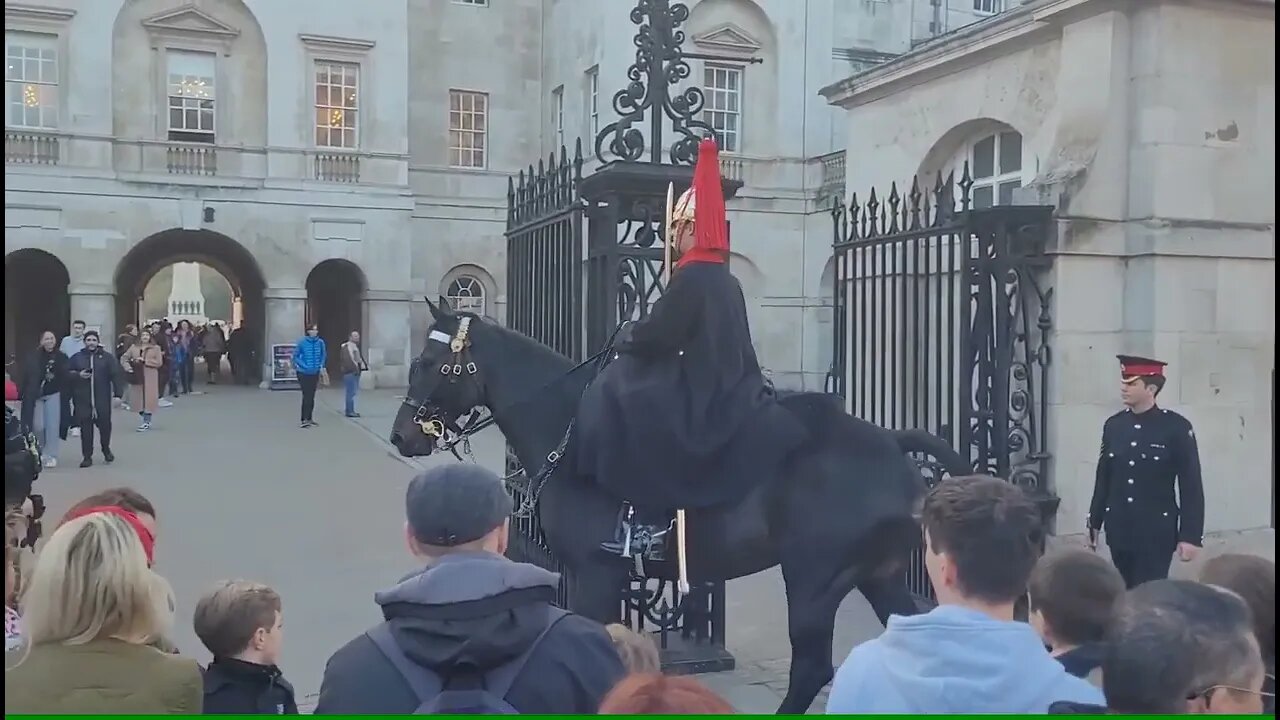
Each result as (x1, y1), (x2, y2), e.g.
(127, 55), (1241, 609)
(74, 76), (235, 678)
(425, 296), (440, 321)
(437, 295), (454, 313)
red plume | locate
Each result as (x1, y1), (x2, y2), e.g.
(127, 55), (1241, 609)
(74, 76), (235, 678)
(691, 137), (728, 254)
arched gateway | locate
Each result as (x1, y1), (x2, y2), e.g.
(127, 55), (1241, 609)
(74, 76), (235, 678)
(113, 229), (267, 382)
(5, 249), (71, 364)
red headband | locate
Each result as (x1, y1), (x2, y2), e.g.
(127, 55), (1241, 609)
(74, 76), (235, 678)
(64, 505), (156, 566)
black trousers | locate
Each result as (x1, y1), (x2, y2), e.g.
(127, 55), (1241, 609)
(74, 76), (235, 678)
(298, 373), (319, 422)
(79, 413), (112, 458)
(59, 390), (72, 439)
(1111, 545), (1174, 588)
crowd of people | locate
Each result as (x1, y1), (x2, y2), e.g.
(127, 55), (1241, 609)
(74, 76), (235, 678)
(3, 319), (257, 469)
(2, 458), (1274, 714)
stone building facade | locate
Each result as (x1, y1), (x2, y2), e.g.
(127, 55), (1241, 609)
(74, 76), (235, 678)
(821, 0), (1275, 535)
(5, 0), (996, 388)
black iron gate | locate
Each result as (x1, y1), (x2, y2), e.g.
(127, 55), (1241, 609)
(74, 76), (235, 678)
(830, 169), (1058, 599)
(502, 0), (745, 673)
(503, 143), (586, 609)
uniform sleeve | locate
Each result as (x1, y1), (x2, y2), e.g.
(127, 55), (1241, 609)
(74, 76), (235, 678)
(617, 267), (701, 357)
(1088, 419), (1112, 530)
(1174, 419), (1205, 545)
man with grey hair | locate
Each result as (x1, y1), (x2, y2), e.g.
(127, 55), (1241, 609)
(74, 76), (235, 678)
(314, 464), (624, 714)
(1055, 578), (1270, 714)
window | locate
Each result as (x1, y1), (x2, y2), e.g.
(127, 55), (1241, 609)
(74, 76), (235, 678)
(447, 275), (486, 315)
(702, 64), (741, 152)
(315, 61), (359, 149)
(969, 130), (1023, 209)
(587, 66), (599, 138)
(973, 0), (1003, 13)
(5, 33), (58, 130)
(449, 90), (488, 169)
(552, 85), (564, 149)
(166, 50), (215, 143)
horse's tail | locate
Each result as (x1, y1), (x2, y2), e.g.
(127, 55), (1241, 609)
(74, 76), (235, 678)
(890, 429), (970, 477)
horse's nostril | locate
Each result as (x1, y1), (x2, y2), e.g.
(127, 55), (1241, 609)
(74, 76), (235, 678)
(390, 431), (403, 445)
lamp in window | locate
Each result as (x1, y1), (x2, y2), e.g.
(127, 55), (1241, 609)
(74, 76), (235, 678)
(23, 85), (39, 107)
(330, 109), (344, 125)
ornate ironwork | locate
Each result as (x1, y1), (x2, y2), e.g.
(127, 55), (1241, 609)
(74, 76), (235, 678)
(829, 168), (1057, 599)
(593, 0), (718, 165)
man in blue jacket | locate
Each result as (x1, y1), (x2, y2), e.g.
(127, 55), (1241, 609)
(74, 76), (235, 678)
(291, 325), (326, 428)
(828, 476), (1103, 714)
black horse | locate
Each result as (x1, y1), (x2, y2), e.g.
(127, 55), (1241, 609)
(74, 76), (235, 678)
(391, 298), (969, 714)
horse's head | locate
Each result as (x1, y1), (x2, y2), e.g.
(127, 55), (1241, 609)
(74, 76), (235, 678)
(390, 296), (490, 457)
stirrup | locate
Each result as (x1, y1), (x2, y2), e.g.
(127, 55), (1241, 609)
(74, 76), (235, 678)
(599, 502), (670, 562)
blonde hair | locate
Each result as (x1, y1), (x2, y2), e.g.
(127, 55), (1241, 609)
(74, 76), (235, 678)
(605, 623), (660, 675)
(20, 512), (173, 646)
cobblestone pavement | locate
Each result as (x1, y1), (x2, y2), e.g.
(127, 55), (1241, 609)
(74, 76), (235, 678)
(29, 383), (887, 713)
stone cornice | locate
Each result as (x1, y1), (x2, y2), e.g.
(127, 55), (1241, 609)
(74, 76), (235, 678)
(4, 3), (75, 24)
(299, 34), (376, 53)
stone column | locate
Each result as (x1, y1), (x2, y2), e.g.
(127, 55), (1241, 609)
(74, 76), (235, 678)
(69, 284), (116, 342)
(365, 291), (412, 389)
(263, 288), (307, 388)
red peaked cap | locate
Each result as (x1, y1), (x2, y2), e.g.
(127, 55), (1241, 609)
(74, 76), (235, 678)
(1117, 354), (1167, 380)
(690, 137), (729, 255)
(63, 505), (156, 567)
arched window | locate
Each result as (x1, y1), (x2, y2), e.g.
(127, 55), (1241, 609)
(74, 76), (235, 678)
(447, 275), (486, 315)
(966, 129), (1023, 209)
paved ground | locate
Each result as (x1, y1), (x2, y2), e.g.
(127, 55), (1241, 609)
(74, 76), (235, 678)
(30, 382), (885, 712)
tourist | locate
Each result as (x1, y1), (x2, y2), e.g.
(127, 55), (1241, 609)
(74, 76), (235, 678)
(19, 330), (67, 468)
(62, 487), (159, 547)
(173, 319), (197, 395)
(3, 510), (201, 714)
(1076, 579), (1269, 714)
(203, 322), (227, 385)
(606, 624), (661, 675)
(1199, 553), (1275, 713)
(65, 330), (122, 468)
(5, 511), (22, 651)
(114, 324), (138, 410)
(292, 325), (326, 428)
(314, 464), (625, 714)
(1029, 548), (1126, 685)
(339, 329), (368, 418)
(121, 329), (164, 432)
(598, 674), (736, 714)
(58, 319), (86, 439)
(194, 580), (298, 714)
(827, 476), (1101, 713)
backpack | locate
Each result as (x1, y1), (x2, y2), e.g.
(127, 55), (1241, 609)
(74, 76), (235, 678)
(366, 606), (569, 714)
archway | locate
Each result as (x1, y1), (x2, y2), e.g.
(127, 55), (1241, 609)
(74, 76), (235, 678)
(305, 259), (366, 376)
(5, 249), (71, 371)
(113, 229), (267, 384)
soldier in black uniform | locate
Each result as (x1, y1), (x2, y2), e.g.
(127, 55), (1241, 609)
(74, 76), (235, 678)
(1088, 355), (1205, 588)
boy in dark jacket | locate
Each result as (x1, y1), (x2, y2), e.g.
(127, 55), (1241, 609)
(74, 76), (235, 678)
(1029, 549), (1126, 685)
(194, 580), (298, 715)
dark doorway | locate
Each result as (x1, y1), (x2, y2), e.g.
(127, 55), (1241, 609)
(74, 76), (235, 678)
(5, 249), (71, 376)
(305, 259), (365, 377)
(113, 230), (268, 385)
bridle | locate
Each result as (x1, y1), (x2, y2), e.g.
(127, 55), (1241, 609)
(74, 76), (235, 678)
(399, 316), (626, 515)
(400, 316), (494, 461)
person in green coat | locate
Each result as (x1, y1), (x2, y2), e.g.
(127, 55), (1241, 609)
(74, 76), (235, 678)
(5, 509), (201, 714)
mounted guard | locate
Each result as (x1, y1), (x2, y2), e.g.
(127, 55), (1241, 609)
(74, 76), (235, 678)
(573, 137), (808, 562)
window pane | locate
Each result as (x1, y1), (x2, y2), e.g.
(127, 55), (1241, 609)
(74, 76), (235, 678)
(185, 108), (198, 128)
(999, 131), (1022, 174)
(24, 58), (38, 80)
(973, 185), (994, 209)
(169, 107), (183, 129)
(315, 85), (329, 106)
(199, 109), (213, 130)
(342, 128), (355, 148)
(998, 180), (1020, 206)
(24, 104), (39, 127)
(972, 135), (995, 178)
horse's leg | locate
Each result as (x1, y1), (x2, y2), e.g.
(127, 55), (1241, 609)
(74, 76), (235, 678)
(858, 572), (920, 625)
(775, 556), (860, 714)
(565, 560), (629, 625)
